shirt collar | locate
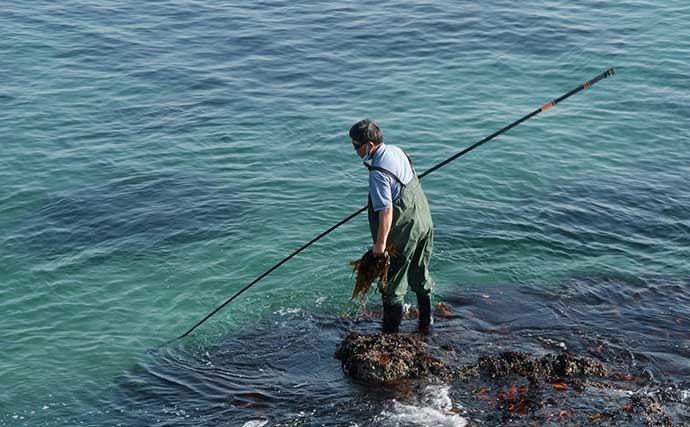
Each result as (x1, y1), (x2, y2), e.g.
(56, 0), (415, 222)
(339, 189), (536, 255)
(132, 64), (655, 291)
(363, 143), (386, 168)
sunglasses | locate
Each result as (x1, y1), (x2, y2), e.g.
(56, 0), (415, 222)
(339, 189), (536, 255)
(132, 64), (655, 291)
(352, 141), (365, 150)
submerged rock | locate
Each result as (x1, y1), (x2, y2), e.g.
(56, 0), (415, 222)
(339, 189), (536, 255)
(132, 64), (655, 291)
(334, 332), (452, 383)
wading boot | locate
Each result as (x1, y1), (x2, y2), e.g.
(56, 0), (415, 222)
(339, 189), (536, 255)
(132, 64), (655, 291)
(382, 303), (403, 333)
(417, 293), (433, 332)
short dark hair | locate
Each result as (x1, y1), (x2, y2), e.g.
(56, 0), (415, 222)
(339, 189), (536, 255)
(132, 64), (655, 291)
(349, 119), (383, 145)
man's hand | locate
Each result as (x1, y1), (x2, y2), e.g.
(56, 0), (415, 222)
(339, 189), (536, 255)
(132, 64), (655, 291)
(373, 241), (386, 257)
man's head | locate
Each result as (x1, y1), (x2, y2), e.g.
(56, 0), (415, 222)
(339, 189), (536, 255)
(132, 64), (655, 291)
(349, 119), (383, 158)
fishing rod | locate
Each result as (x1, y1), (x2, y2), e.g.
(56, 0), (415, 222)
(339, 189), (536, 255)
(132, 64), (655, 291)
(170, 67), (616, 343)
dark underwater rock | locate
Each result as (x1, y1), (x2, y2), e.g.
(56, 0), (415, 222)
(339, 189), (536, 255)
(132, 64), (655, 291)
(334, 332), (452, 383)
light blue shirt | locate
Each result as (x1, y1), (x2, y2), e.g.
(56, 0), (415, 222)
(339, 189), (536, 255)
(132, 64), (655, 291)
(365, 144), (415, 212)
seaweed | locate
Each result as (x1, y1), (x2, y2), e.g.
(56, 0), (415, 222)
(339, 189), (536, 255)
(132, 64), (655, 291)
(349, 245), (399, 302)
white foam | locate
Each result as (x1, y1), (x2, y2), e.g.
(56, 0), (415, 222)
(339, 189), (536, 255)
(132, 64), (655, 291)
(274, 307), (301, 316)
(377, 385), (468, 427)
(242, 419), (268, 427)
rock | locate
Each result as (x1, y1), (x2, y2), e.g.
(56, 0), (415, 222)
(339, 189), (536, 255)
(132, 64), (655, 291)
(334, 333), (689, 425)
(478, 351), (607, 382)
(334, 332), (452, 383)
(335, 336), (607, 385)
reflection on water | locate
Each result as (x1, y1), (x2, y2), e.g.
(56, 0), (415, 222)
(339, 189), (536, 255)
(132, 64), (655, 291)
(104, 275), (690, 426)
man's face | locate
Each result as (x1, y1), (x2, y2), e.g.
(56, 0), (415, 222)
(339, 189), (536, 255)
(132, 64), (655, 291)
(352, 140), (368, 159)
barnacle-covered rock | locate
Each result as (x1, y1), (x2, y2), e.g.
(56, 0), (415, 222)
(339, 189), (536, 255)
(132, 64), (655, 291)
(334, 332), (452, 383)
(478, 351), (607, 382)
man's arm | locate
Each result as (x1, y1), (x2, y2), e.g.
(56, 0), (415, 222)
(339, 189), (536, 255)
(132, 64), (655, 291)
(373, 207), (393, 256)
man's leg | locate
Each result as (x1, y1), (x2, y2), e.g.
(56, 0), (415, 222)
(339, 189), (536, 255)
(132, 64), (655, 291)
(382, 301), (403, 333)
(416, 292), (432, 332)
(409, 230), (434, 331)
(381, 256), (410, 333)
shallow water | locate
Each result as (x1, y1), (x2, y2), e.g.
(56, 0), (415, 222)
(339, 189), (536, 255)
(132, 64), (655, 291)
(1, 0), (689, 425)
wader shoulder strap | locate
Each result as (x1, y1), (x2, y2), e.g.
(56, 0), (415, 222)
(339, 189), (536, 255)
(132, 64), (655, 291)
(403, 152), (418, 179)
(365, 164), (406, 187)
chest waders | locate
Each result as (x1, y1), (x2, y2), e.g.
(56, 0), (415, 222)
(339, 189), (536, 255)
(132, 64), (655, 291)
(367, 161), (434, 332)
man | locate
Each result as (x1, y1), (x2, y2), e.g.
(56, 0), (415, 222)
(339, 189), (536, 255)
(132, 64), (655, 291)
(349, 119), (434, 333)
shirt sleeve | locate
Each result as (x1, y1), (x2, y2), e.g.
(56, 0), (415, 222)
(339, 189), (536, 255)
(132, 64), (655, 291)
(368, 170), (393, 211)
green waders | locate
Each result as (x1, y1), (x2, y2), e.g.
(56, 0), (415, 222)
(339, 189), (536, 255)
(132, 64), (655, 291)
(368, 174), (434, 331)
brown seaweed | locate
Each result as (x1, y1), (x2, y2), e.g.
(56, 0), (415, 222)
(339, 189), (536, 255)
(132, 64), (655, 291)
(349, 245), (398, 302)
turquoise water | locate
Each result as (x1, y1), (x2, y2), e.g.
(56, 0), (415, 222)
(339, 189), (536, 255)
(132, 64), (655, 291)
(1, 1), (689, 425)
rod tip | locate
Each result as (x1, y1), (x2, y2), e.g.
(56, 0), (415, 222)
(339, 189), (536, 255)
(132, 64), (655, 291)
(607, 67), (617, 76)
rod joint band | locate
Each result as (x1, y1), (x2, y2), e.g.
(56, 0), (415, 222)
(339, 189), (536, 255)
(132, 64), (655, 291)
(540, 101), (555, 112)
